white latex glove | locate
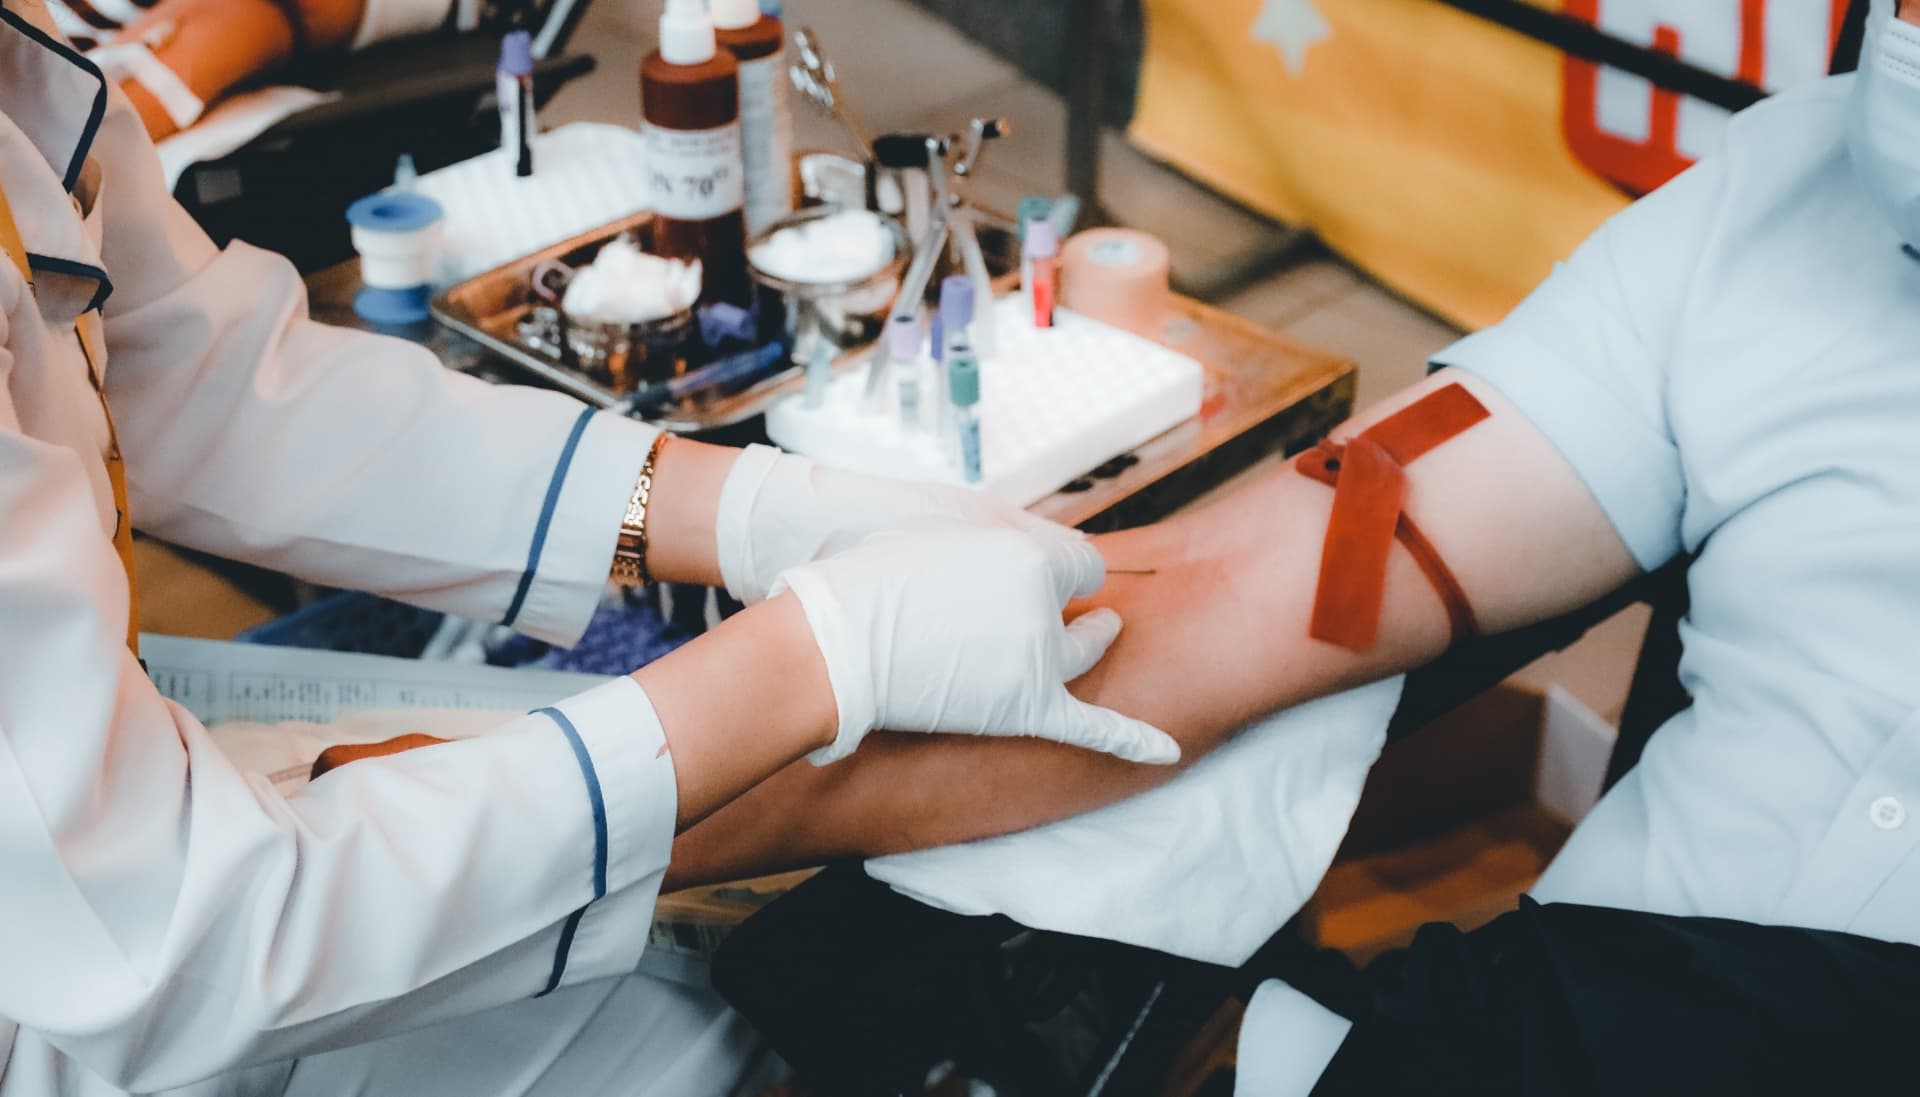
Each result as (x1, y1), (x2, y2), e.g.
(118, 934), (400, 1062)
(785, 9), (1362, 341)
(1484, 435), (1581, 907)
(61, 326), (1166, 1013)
(717, 444), (1084, 604)
(771, 525), (1181, 767)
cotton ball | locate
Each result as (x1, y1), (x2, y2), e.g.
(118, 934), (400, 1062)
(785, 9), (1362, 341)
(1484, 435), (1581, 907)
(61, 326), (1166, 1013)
(750, 210), (896, 285)
(562, 240), (702, 325)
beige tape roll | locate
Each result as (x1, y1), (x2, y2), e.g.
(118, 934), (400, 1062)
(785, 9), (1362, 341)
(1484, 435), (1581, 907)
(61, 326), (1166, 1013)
(1060, 228), (1173, 341)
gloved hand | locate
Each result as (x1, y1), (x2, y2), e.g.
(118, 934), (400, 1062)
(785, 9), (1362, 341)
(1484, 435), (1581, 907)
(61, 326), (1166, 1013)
(716, 444), (1083, 604)
(771, 525), (1180, 767)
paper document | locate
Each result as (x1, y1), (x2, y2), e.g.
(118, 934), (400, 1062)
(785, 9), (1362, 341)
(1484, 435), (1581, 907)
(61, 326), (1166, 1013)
(142, 634), (604, 726)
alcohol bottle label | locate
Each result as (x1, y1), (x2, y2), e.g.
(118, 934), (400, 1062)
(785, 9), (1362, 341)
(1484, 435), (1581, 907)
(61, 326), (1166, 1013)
(736, 53), (795, 234)
(644, 122), (745, 221)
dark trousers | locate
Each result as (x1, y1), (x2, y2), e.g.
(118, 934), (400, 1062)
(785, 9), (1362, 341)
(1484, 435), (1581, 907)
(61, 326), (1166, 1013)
(1267, 897), (1920, 1096)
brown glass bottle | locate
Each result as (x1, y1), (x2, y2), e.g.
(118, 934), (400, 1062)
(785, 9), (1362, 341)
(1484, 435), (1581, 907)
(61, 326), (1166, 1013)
(641, 18), (751, 307)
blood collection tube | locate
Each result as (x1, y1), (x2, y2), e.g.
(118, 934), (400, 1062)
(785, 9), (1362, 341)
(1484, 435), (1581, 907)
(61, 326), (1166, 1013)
(889, 314), (924, 431)
(1026, 221), (1059, 329)
(949, 348), (982, 483)
(937, 275), (974, 442)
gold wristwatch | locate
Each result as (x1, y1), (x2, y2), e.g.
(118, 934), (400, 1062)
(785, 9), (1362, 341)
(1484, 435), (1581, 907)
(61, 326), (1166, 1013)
(612, 433), (671, 587)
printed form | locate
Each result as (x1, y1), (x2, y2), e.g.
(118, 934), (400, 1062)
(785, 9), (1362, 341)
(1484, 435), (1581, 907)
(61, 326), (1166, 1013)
(142, 633), (602, 725)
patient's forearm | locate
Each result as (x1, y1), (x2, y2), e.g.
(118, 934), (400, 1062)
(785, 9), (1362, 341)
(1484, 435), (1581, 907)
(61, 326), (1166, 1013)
(666, 370), (1637, 890)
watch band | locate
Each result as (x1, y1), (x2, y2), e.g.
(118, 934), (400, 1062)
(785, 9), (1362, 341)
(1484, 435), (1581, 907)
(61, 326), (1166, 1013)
(612, 433), (671, 587)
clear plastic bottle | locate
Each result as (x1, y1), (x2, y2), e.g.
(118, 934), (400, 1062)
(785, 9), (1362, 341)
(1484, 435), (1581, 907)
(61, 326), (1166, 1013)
(712, 0), (794, 236)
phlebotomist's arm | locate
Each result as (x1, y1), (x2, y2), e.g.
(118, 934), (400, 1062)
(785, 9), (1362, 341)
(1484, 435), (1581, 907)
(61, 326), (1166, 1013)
(0, 48), (1137, 1089)
(90, 54), (729, 651)
(0, 62), (851, 1089)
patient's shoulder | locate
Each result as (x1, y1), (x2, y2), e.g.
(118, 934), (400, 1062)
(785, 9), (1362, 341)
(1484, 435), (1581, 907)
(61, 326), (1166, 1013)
(1709, 75), (1853, 203)
(1599, 76), (1856, 291)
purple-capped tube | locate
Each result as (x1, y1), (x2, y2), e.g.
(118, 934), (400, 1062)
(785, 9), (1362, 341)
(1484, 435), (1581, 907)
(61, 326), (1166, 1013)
(889, 314), (923, 431)
(498, 31), (536, 177)
(936, 275), (974, 442)
(939, 273), (975, 355)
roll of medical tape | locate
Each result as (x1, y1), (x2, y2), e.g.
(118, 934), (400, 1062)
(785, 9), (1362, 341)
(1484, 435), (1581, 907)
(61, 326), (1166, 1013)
(347, 192), (444, 290)
(1060, 228), (1172, 341)
(346, 192), (444, 324)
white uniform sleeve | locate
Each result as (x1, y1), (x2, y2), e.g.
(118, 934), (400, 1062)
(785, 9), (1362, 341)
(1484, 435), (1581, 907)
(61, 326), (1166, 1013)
(1430, 155), (1728, 573)
(88, 82), (645, 646)
(0, 345), (677, 1086)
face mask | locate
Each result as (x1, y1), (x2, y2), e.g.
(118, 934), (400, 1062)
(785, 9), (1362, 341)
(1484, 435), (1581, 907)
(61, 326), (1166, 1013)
(1849, 12), (1920, 248)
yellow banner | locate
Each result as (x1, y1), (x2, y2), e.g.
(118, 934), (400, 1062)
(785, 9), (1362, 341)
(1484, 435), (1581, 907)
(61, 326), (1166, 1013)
(1130, 0), (1845, 329)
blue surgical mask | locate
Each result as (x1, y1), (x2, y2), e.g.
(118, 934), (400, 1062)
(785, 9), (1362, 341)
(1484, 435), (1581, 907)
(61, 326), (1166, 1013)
(1848, 12), (1920, 248)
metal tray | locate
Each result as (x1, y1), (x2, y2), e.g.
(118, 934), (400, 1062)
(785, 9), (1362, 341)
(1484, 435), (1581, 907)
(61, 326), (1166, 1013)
(430, 210), (1023, 434)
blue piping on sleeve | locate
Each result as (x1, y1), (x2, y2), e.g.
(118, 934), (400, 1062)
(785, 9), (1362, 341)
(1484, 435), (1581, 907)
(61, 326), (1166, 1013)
(529, 703), (611, 994)
(537, 705), (609, 898)
(537, 907), (588, 997)
(501, 407), (596, 628)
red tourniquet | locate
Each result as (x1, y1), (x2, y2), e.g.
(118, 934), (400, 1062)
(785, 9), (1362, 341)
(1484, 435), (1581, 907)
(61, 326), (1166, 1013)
(1295, 383), (1490, 651)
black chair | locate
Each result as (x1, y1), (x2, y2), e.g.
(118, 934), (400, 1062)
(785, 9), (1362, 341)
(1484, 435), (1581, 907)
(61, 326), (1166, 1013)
(173, 0), (597, 274)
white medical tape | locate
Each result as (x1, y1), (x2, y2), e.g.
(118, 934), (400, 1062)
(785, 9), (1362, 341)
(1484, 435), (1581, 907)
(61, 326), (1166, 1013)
(351, 221), (442, 288)
(92, 42), (204, 131)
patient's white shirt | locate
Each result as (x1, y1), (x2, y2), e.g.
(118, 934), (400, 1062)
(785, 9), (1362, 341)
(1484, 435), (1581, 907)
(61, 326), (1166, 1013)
(1243, 68), (1920, 1092)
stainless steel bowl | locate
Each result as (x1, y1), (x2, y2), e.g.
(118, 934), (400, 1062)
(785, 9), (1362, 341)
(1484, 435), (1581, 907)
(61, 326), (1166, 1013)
(515, 303), (696, 393)
(748, 207), (910, 363)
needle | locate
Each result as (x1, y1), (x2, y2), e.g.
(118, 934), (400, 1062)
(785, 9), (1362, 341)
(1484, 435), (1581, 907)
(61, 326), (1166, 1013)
(1106, 568), (1158, 575)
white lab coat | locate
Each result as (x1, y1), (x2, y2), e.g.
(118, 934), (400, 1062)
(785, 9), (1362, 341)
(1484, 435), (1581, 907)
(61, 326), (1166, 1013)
(0, 4), (759, 1094)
